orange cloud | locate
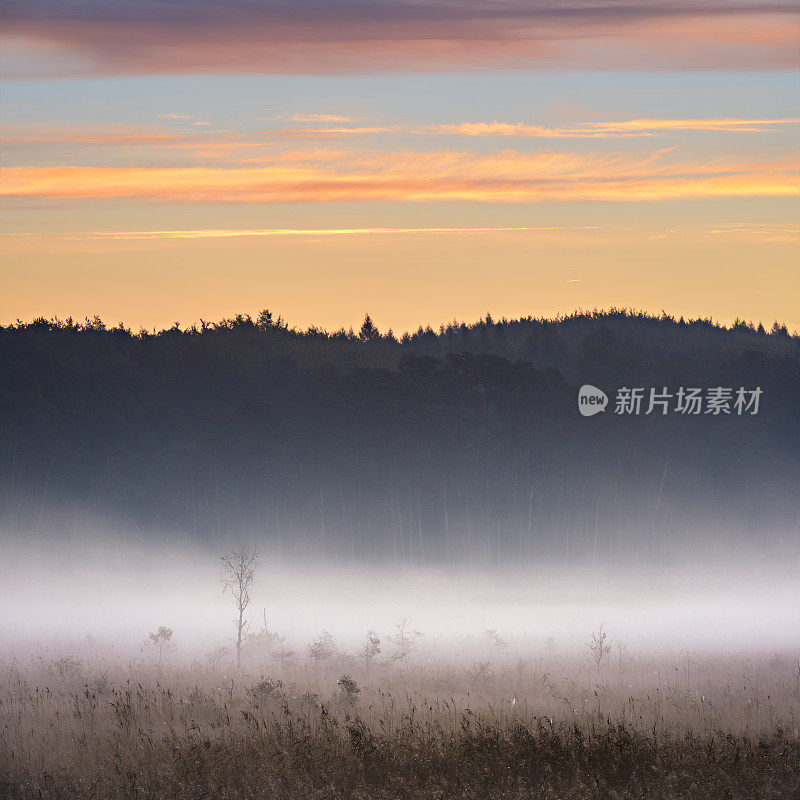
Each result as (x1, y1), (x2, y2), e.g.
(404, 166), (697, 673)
(0, 126), (398, 150)
(703, 223), (800, 242)
(2, 149), (797, 204)
(583, 118), (800, 133)
(51, 226), (602, 241)
(267, 126), (399, 137)
(433, 118), (800, 137)
(5, 118), (793, 161)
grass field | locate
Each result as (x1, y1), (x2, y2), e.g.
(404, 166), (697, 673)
(2, 646), (799, 799)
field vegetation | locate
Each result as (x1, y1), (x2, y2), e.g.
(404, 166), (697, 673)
(2, 639), (798, 799)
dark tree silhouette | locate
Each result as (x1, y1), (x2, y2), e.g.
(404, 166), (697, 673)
(359, 313), (380, 341)
(0, 308), (797, 567)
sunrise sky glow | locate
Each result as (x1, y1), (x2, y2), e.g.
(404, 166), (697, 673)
(2, 1), (798, 332)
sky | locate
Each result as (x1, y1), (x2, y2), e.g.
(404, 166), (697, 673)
(1, 0), (799, 334)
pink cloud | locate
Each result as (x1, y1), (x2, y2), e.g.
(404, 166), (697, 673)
(1, 3), (798, 75)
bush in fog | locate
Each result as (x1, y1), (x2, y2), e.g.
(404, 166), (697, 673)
(483, 628), (506, 649)
(358, 629), (381, 669)
(337, 674), (360, 704)
(91, 671), (111, 693)
(147, 626), (174, 666)
(275, 645), (297, 667)
(249, 676), (284, 700)
(205, 645), (230, 667)
(767, 651), (787, 669)
(468, 660), (494, 686)
(307, 631), (336, 667)
(47, 654), (83, 680)
(513, 656), (529, 679)
(245, 609), (281, 657)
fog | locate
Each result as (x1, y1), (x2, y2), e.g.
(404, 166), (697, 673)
(2, 533), (797, 662)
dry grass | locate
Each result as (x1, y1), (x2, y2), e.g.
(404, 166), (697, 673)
(1, 650), (799, 799)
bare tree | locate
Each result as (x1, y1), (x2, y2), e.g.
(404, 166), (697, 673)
(220, 545), (261, 668)
(588, 624), (611, 677)
(388, 618), (422, 664)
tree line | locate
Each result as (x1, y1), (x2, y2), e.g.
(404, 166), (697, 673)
(1, 308), (798, 565)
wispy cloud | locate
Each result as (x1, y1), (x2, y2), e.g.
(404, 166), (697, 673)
(1, 131), (192, 146)
(267, 126), (399, 137)
(0, 125), (399, 150)
(430, 118), (800, 138)
(2, 2), (797, 75)
(7, 224), (795, 245)
(703, 222), (800, 241)
(44, 226), (589, 241)
(5, 117), (793, 158)
(582, 118), (800, 134)
(3, 149), (796, 204)
(286, 114), (354, 123)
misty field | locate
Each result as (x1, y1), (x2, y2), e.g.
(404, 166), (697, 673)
(2, 646), (799, 800)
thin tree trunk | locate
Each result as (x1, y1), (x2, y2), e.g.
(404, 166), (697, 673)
(237, 606), (244, 668)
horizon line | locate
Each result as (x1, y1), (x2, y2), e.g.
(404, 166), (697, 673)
(5, 307), (797, 339)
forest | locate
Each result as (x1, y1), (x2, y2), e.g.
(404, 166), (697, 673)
(2, 308), (798, 565)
